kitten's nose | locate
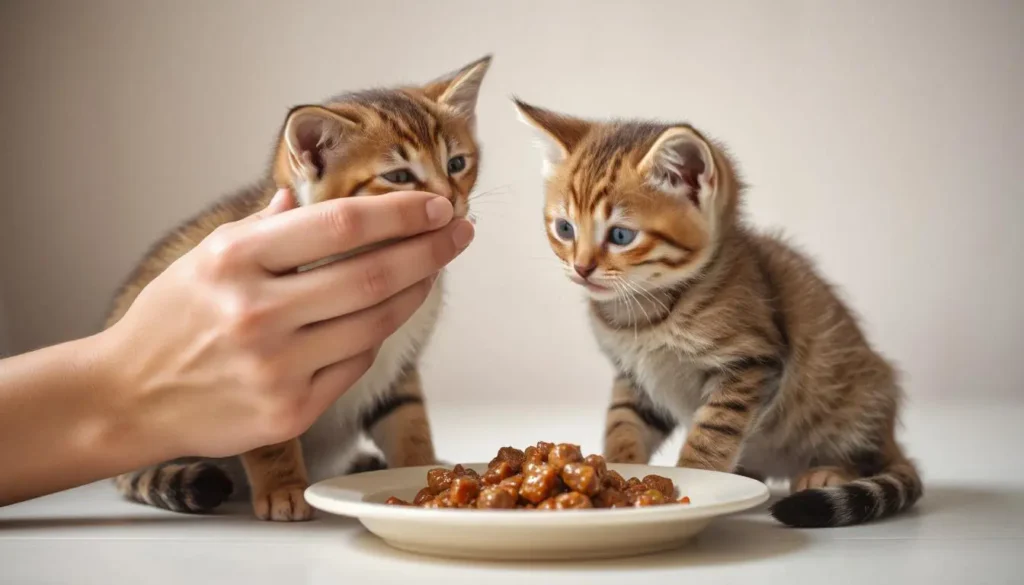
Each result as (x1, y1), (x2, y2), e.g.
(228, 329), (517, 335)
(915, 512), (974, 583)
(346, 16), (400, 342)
(574, 262), (597, 279)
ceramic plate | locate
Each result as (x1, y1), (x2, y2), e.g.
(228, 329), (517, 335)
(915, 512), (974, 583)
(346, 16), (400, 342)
(305, 463), (769, 561)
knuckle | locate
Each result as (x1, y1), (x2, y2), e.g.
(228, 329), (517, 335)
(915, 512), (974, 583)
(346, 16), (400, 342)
(324, 204), (362, 244)
(221, 293), (271, 339)
(360, 264), (395, 299)
(202, 232), (245, 277)
(373, 307), (401, 339)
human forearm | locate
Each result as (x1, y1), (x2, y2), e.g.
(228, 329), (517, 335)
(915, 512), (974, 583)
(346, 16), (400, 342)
(0, 333), (168, 506)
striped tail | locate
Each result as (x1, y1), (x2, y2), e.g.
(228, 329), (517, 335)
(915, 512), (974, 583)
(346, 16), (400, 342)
(770, 460), (922, 528)
(114, 461), (233, 514)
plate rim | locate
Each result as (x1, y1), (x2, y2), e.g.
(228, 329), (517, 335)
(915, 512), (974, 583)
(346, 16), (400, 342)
(305, 463), (770, 526)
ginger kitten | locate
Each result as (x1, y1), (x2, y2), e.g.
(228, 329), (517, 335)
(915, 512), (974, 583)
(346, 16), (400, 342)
(513, 99), (922, 527)
(107, 56), (491, 521)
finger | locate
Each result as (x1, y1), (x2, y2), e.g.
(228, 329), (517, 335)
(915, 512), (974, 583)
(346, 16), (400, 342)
(301, 349), (380, 427)
(272, 219), (473, 326)
(242, 188), (296, 224)
(287, 277), (434, 372)
(246, 191), (454, 273)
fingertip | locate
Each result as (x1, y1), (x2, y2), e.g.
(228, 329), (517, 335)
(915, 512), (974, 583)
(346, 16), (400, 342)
(269, 188), (295, 212)
(425, 196), (454, 228)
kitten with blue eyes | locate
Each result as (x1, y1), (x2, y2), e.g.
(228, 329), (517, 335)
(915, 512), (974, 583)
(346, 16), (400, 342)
(514, 98), (922, 529)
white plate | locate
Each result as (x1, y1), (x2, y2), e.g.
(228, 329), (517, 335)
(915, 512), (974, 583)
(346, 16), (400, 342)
(305, 463), (769, 561)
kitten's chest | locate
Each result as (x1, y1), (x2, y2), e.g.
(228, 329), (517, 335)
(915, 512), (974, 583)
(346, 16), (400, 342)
(593, 321), (707, 418)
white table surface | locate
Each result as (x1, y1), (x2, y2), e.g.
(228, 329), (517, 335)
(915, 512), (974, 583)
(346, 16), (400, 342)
(2, 402), (1022, 584)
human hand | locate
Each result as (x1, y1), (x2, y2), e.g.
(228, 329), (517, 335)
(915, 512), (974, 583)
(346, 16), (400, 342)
(98, 188), (473, 459)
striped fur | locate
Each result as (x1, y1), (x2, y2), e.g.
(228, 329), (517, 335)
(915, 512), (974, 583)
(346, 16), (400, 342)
(107, 56), (492, 520)
(515, 100), (922, 528)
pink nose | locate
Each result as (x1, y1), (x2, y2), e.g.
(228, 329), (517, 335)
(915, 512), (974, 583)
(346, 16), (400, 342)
(574, 262), (597, 279)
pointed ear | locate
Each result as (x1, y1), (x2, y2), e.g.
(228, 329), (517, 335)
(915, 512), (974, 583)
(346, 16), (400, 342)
(281, 106), (358, 203)
(422, 54), (492, 119)
(512, 98), (590, 178)
(638, 126), (717, 209)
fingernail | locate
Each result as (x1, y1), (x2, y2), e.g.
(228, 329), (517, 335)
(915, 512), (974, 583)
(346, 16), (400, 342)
(425, 197), (454, 227)
(451, 219), (475, 250)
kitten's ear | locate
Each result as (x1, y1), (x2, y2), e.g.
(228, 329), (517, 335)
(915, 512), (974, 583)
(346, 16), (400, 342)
(512, 99), (590, 178)
(281, 106), (358, 202)
(638, 126), (717, 209)
(422, 55), (492, 119)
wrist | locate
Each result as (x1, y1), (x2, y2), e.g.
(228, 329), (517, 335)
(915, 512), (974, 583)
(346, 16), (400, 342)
(72, 328), (181, 472)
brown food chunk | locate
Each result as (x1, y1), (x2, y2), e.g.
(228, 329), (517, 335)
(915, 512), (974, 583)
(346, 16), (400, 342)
(519, 462), (559, 504)
(422, 489), (453, 508)
(537, 492), (594, 510)
(500, 474), (524, 490)
(451, 464), (480, 480)
(385, 496), (411, 506)
(634, 489), (667, 507)
(488, 447), (527, 473)
(603, 469), (627, 491)
(560, 463), (601, 496)
(547, 443), (583, 471)
(583, 454), (607, 479)
(524, 442), (553, 464)
(413, 487), (435, 505)
(625, 483), (649, 504)
(476, 485), (518, 509)
(448, 477), (481, 506)
(642, 474), (675, 497)
(482, 461), (514, 485)
(593, 487), (631, 508)
(427, 468), (454, 494)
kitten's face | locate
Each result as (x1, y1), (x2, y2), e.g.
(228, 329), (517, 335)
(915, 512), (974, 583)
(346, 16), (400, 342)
(273, 56), (491, 219)
(514, 101), (723, 301)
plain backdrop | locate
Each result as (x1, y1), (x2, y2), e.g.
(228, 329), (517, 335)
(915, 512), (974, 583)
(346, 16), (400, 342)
(0, 0), (1021, 410)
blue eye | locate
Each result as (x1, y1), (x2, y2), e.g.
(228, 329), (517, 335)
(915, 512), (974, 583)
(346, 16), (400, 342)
(608, 226), (637, 246)
(447, 155), (467, 174)
(555, 219), (575, 240)
(381, 169), (415, 184)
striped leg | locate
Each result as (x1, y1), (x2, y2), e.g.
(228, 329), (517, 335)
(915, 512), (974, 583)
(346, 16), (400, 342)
(240, 439), (312, 521)
(678, 357), (777, 471)
(363, 367), (437, 468)
(603, 374), (677, 464)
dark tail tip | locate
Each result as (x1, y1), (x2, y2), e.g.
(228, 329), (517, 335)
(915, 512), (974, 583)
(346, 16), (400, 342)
(187, 464), (234, 512)
(770, 489), (837, 528)
(345, 453), (388, 475)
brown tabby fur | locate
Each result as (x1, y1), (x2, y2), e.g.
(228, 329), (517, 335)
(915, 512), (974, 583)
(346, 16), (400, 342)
(514, 99), (922, 527)
(108, 56), (491, 520)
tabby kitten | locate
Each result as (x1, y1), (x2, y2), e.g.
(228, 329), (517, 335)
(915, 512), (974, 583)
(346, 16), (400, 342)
(513, 99), (922, 528)
(108, 56), (492, 521)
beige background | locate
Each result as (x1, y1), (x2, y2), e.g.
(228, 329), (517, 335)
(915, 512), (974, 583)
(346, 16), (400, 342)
(0, 0), (1021, 406)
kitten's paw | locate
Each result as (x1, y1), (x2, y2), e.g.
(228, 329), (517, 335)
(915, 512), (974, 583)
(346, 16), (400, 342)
(252, 486), (313, 522)
(603, 444), (649, 464)
(791, 466), (853, 493)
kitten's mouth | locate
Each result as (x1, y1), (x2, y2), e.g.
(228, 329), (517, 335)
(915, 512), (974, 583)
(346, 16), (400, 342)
(570, 276), (610, 293)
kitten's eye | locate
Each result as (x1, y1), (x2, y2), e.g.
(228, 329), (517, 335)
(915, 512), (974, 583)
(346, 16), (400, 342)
(381, 169), (415, 184)
(555, 219), (575, 241)
(608, 226), (638, 246)
(447, 155), (467, 175)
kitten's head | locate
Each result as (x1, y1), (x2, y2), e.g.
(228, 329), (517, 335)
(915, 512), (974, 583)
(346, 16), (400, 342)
(272, 55), (492, 218)
(513, 99), (741, 301)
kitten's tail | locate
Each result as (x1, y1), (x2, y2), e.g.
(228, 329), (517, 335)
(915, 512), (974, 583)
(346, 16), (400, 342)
(769, 459), (922, 528)
(114, 461), (233, 514)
